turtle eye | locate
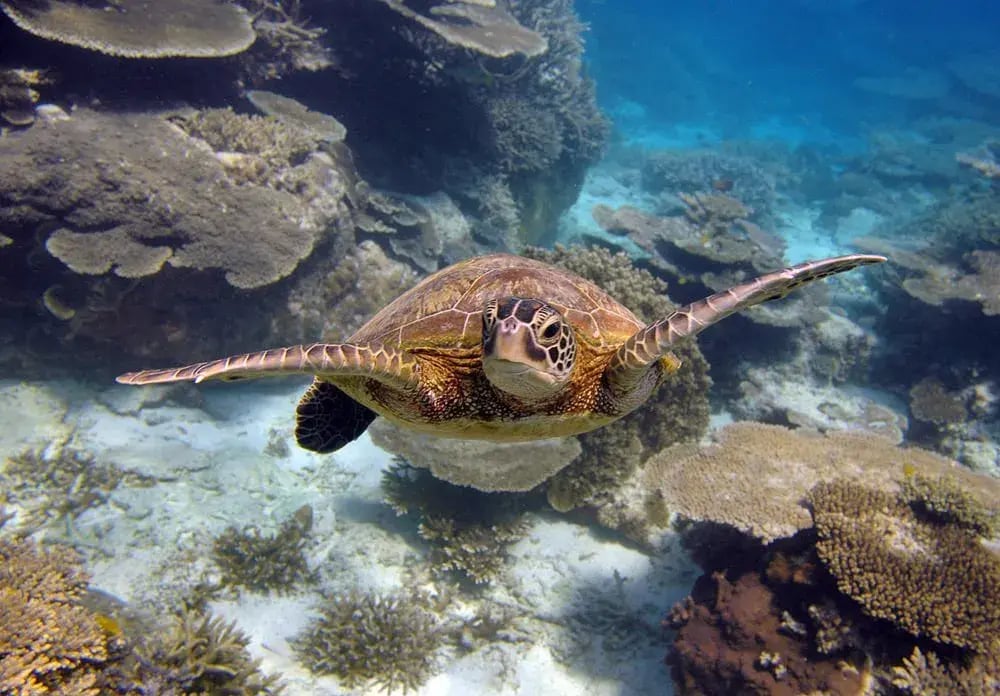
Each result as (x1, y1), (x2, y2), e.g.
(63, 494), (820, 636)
(541, 322), (560, 340)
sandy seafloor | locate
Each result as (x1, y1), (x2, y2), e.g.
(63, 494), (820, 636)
(2, 372), (703, 695)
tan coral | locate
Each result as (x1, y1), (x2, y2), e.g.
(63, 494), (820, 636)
(810, 479), (1000, 652)
(0, 537), (108, 695)
(0, 0), (255, 58)
(639, 421), (1000, 543)
(46, 227), (173, 279)
(380, 0), (547, 58)
(246, 90), (346, 143)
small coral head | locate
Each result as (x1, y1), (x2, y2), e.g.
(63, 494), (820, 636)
(482, 297), (576, 400)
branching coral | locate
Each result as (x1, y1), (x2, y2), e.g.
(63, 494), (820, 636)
(0, 537), (108, 695)
(293, 590), (442, 692)
(211, 504), (316, 594)
(891, 645), (1000, 695)
(810, 479), (1000, 652)
(134, 608), (283, 695)
(380, 459), (532, 584)
(1, 447), (156, 535)
(900, 472), (999, 539)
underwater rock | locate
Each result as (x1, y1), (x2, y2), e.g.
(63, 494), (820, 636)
(0, 0), (256, 58)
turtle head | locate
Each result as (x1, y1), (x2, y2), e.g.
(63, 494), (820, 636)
(481, 297), (576, 400)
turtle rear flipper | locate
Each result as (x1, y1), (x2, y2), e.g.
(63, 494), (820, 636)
(295, 379), (377, 453)
(606, 254), (887, 395)
(115, 342), (422, 393)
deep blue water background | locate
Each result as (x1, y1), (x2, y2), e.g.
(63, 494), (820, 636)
(577, 0), (999, 150)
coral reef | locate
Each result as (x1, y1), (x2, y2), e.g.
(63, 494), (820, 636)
(293, 589), (442, 692)
(639, 148), (777, 221)
(900, 472), (999, 537)
(909, 377), (969, 427)
(636, 422), (1000, 543)
(891, 646), (1000, 695)
(520, 245), (711, 512)
(810, 479), (1000, 652)
(245, 90), (346, 143)
(380, 459), (533, 584)
(956, 140), (1000, 179)
(238, 0), (333, 80)
(0, 536), (109, 695)
(0, 0), (256, 58)
(211, 504), (316, 594)
(0, 107), (362, 370)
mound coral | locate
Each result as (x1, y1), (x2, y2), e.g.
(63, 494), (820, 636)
(0, 0), (256, 58)
(211, 504), (316, 594)
(810, 479), (1000, 652)
(293, 590), (442, 692)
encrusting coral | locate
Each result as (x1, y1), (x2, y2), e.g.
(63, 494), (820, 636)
(211, 504), (316, 594)
(0, 0), (256, 58)
(293, 590), (442, 693)
(810, 479), (1000, 653)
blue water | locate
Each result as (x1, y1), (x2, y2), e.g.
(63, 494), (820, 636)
(579, 0), (1000, 148)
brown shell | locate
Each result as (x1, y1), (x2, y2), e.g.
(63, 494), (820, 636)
(348, 254), (644, 351)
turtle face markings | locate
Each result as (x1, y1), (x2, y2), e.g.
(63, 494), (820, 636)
(482, 297), (577, 401)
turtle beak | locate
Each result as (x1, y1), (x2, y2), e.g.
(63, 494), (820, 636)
(488, 317), (543, 365)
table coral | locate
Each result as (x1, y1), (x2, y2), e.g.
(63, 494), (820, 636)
(639, 421), (1000, 543)
(810, 479), (1000, 652)
(0, 0), (256, 58)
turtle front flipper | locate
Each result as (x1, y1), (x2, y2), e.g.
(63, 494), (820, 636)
(605, 254), (886, 397)
(295, 379), (378, 453)
(116, 342), (422, 393)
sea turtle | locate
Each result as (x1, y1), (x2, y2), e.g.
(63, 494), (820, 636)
(117, 252), (885, 453)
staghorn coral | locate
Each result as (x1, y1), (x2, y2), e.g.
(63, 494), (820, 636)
(1, 447), (156, 535)
(293, 590), (442, 692)
(0, 0), (256, 58)
(0, 536), (109, 695)
(379, 458), (533, 583)
(238, 0), (333, 79)
(211, 504), (316, 594)
(485, 94), (563, 174)
(891, 645), (1000, 695)
(134, 608), (283, 695)
(521, 245), (711, 512)
(638, 421), (1000, 543)
(810, 479), (1000, 652)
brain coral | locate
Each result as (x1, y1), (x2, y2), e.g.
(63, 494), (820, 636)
(810, 479), (1000, 652)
